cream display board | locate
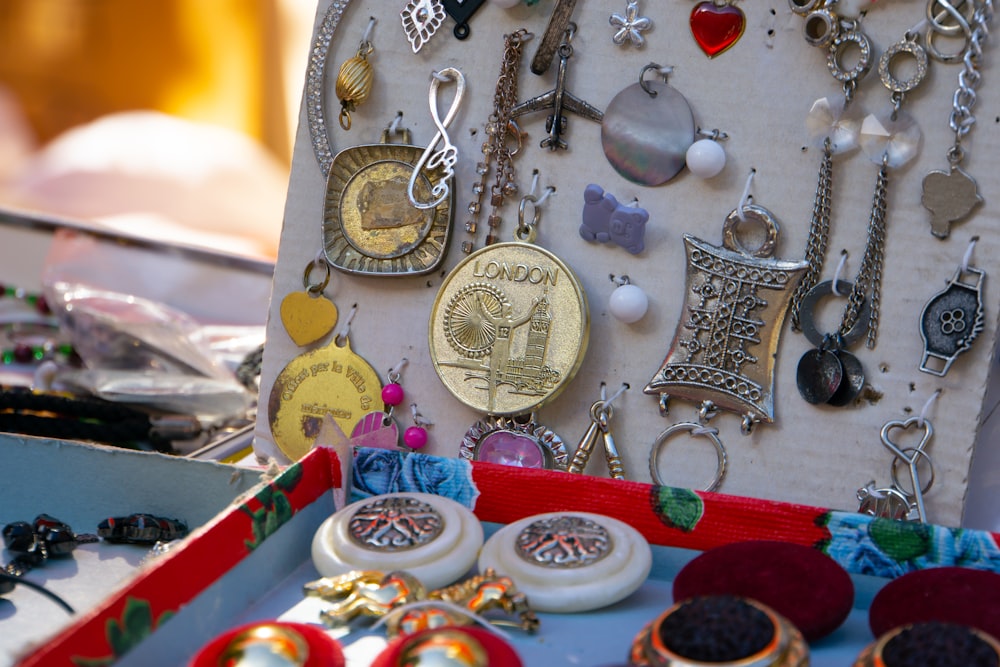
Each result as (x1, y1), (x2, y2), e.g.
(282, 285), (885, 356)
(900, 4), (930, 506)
(258, 0), (1000, 528)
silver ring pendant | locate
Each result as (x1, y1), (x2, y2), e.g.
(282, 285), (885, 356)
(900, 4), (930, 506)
(827, 29), (873, 84)
(601, 77), (694, 186)
(797, 280), (871, 348)
(648, 422), (727, 492)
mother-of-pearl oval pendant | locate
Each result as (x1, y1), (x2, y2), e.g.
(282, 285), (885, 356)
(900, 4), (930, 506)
(601, 79), (695, 186)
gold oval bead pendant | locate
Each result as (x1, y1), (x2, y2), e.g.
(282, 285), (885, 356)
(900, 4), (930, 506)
(336, 52), (373, 130)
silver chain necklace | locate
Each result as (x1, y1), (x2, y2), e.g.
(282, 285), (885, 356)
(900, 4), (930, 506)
(921, 0), (994, 238)
(788, 4), (928, 407)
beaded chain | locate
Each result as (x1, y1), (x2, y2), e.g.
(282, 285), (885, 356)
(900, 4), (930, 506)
(462, 29), (531, 253)
(1, 338), (76, 366)
(307, 0), (354, 177)
(0, 284), (77, 366)
(0, 284), (50, 315)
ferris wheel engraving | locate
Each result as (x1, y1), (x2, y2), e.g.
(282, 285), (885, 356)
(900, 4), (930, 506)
(443, 283), (511, 359)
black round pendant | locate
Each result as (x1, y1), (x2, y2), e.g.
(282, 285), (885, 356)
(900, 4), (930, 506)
(827, 350), (865, 407)
(796, 348), (843, 405)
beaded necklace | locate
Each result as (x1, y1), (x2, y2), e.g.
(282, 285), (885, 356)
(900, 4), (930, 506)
(0, 284), (77, 366)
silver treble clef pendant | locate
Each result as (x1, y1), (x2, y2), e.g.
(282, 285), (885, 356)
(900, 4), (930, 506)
(408, 67), (465, 210)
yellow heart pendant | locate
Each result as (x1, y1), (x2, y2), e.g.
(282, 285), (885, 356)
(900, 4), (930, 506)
(280, 290), (339, 347)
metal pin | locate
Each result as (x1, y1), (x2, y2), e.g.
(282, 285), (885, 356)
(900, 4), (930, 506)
(530, 0), (578, 75)
(567, 404), (602, 474)
(599, 407), (626, 480)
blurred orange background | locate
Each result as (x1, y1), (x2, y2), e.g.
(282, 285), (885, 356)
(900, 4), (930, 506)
(0, 0), (317, 259)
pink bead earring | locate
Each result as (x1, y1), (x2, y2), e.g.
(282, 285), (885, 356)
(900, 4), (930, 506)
(403, 403), (433, 451)
(351, 358), (410, 450)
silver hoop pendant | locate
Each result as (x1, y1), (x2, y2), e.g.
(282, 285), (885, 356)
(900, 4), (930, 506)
(648, 422), (728, 492)
(601, 64), (694, 186)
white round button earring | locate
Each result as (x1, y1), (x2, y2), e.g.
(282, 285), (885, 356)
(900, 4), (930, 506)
(686, 129), (728, 179)
(312, 492), (483, 590)
(478, 511), (652, 612)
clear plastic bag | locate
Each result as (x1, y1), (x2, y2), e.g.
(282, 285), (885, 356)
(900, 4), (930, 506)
(41, 228), (267, 427)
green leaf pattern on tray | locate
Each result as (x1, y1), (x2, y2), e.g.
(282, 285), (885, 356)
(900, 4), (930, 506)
(824, 511), (1000, 578)
(71, 597), (174, 667)
(650, 486), (704, 533)
(241, 461), (302, 550)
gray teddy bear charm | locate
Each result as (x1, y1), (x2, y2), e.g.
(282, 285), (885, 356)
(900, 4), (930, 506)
(579, 184), (649, 254)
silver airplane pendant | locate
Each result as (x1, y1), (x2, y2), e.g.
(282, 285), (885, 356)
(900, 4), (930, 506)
(510, 35), (603, 151)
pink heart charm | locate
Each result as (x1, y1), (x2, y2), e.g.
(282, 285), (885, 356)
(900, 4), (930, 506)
(690, 2), (746, 59)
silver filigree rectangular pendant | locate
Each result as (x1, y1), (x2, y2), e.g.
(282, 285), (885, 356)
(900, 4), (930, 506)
(644, 205), (807, 425)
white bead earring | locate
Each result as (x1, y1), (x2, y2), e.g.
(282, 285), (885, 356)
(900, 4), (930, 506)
(686, 128), (728, 179)
(609, 274), (649, 324)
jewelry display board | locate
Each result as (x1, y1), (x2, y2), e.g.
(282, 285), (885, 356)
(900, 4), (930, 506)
(258, 0), (1000, 528)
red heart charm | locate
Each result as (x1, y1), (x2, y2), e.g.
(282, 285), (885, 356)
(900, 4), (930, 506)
(690, 2), (746, 58)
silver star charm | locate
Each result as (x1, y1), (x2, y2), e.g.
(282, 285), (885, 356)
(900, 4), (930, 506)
(610, 0), (651, 48)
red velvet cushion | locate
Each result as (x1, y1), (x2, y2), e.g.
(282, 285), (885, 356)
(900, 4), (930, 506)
(672, 540), (854, 641)
(189, 620), (344, 667)
(371, 626), (523, 667)
(869, 567), (1000, 640)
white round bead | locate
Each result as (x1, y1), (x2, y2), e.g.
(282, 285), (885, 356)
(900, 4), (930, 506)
(489, 0), (521, 8)
(836, 0), (868, 18)
(609, 283), (649, 324)
(685, 139), (726, 179)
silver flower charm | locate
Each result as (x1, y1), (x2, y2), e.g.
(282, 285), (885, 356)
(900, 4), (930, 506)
(610, 0), (651, 48)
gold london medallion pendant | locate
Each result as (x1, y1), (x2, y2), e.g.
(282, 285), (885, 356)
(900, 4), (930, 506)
(323, 124), (453, 277)
(429, 240), (589, 416)
(268, 335), (383, 461)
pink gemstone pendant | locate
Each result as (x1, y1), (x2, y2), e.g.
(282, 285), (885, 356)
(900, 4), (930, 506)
(460, 416), (569, 471)
(690, 1), (746, 59)
(476, 429), (547, 468)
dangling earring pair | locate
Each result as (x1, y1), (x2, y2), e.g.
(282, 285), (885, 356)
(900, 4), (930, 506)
(352, 358), (433, 452)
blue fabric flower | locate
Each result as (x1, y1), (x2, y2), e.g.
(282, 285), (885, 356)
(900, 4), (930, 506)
(352, 448), (405, 498)
(825, 511), (1000, 578)
(928, 526), (1000, 570)
(824, 512), (909, 578)
(401, 453), (479, 508)
(351, 448), (479, 508)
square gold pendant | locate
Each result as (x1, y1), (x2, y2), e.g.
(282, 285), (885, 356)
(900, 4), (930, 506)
(323, 132), (453, 277)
